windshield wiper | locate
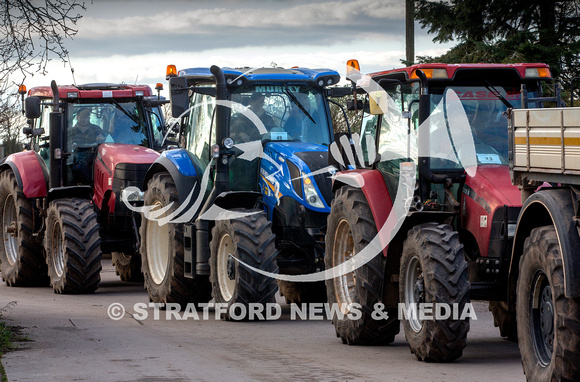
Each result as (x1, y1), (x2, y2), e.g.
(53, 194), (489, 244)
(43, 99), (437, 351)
(111, 99), (141, 125)
(283, 85), (316, 124)
(483, 80), (513, 109)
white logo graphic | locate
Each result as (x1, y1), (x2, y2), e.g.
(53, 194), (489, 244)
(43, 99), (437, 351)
(122, 63), (478, 283)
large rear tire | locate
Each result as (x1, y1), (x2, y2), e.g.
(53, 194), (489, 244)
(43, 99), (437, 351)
(209, 211), (279, 320)
(0, 170), (47, 286)
(140, 172), (211, 308)
(44, 198), (102, 294)
(112, 252), (143, 282)
(399, 223), (470, 362)
(517, 226), (580, 382)
(325, 186), (400, 345)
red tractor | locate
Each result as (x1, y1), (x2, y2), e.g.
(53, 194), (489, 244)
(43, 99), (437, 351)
(326, 62), (556, 361)
(0, 81), (166, 293)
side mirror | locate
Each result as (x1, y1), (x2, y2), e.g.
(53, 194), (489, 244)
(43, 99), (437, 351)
(327, 87), (353, 98)
(25, 97), (41, 119)
(368, 90), (388, 115)
(169, 76), (189, 118)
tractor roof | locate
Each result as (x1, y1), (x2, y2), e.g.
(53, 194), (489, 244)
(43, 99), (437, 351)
(177, 67), (340, 86)
(28, 83), (153, 99)
(369, 63), (551, 82)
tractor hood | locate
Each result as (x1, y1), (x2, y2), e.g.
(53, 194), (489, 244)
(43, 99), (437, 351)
(97, 143), (160, 173)
(463, 164), (521, 208)
(263, 141), (333, 207)
(93, 143), (160, 214)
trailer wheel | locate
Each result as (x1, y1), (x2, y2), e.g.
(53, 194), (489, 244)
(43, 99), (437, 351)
(209, 211), (278, 320)
(325, 186), (400, 345)
(140, 172), (211, 308)
(45, 199), (102, 294)
(400, 223), (470, 362)
(0, 170), (47, 286)
(112, 252), (143, 282)
(517, 226), (580, 381)
(489, 301), (517, 341)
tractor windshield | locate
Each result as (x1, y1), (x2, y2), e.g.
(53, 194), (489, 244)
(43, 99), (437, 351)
(429, 85), (541, 166)
(229, 84), (331, 146)
(67, 102), (157, 148)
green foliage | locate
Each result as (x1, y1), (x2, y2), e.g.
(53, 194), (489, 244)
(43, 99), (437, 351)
(415, 0), (580, 86)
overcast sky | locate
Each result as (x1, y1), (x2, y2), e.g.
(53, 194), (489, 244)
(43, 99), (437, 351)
(23, 0), (453, 96)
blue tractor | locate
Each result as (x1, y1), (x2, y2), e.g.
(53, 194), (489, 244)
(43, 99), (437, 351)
(138, 65), (349, 316)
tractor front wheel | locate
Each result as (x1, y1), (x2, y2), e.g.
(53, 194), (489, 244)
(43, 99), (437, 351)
(399, 223), (470, 362)
(44, 199), (102, 294)
(112, 252), (143, 282)
(209, 211), (278, 320)
(325, 186), (400, 345)
(140, 172), (211, 308)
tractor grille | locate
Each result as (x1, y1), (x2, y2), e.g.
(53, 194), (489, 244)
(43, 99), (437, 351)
(112, 163), (151, 214)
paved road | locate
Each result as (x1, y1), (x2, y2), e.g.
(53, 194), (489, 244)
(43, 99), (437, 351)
(0, 262), (525, 381)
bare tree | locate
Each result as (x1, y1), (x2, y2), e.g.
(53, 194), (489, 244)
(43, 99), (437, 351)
(0, 95), (26, 156)
(1, 0), (86, 94)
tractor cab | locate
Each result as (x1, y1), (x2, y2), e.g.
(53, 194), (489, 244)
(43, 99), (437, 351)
(26, 83), (166, 187)
(355, 63), (554, 212)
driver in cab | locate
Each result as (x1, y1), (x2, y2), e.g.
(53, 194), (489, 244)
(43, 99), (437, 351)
(69, 108), (107, 144)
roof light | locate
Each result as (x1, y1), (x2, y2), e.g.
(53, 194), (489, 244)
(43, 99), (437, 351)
(166, 64), (178, 80)
(135, 90), (144, 97)
(346, 59), (360, 74)
(525, 67), (551, 79)
(155, 83), (163, 91)
(67, 92), (78, 98)
(327, 78), (333, 85)
(18, 85), (26, 95)
(318, 79), (324, 86)
(410, 68), (448, 79)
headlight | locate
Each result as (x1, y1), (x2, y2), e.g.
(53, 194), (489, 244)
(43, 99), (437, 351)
(121, 188), (144, 202)
(302, 174), (324, 208)
(223, 137), (234, 149)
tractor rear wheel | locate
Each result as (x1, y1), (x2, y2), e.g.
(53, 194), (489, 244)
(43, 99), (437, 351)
(209, 211), (279, 320)
(489, 301), (517, 341)
(112, 252), (143, 282)
(45, 198), (102, 294)
(399, 223), (470, 362)
(517, 226), (580, 381)
(140, 172), (211, 309)
(325, 186), (399, 345)
(0, 170), (47, 286)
